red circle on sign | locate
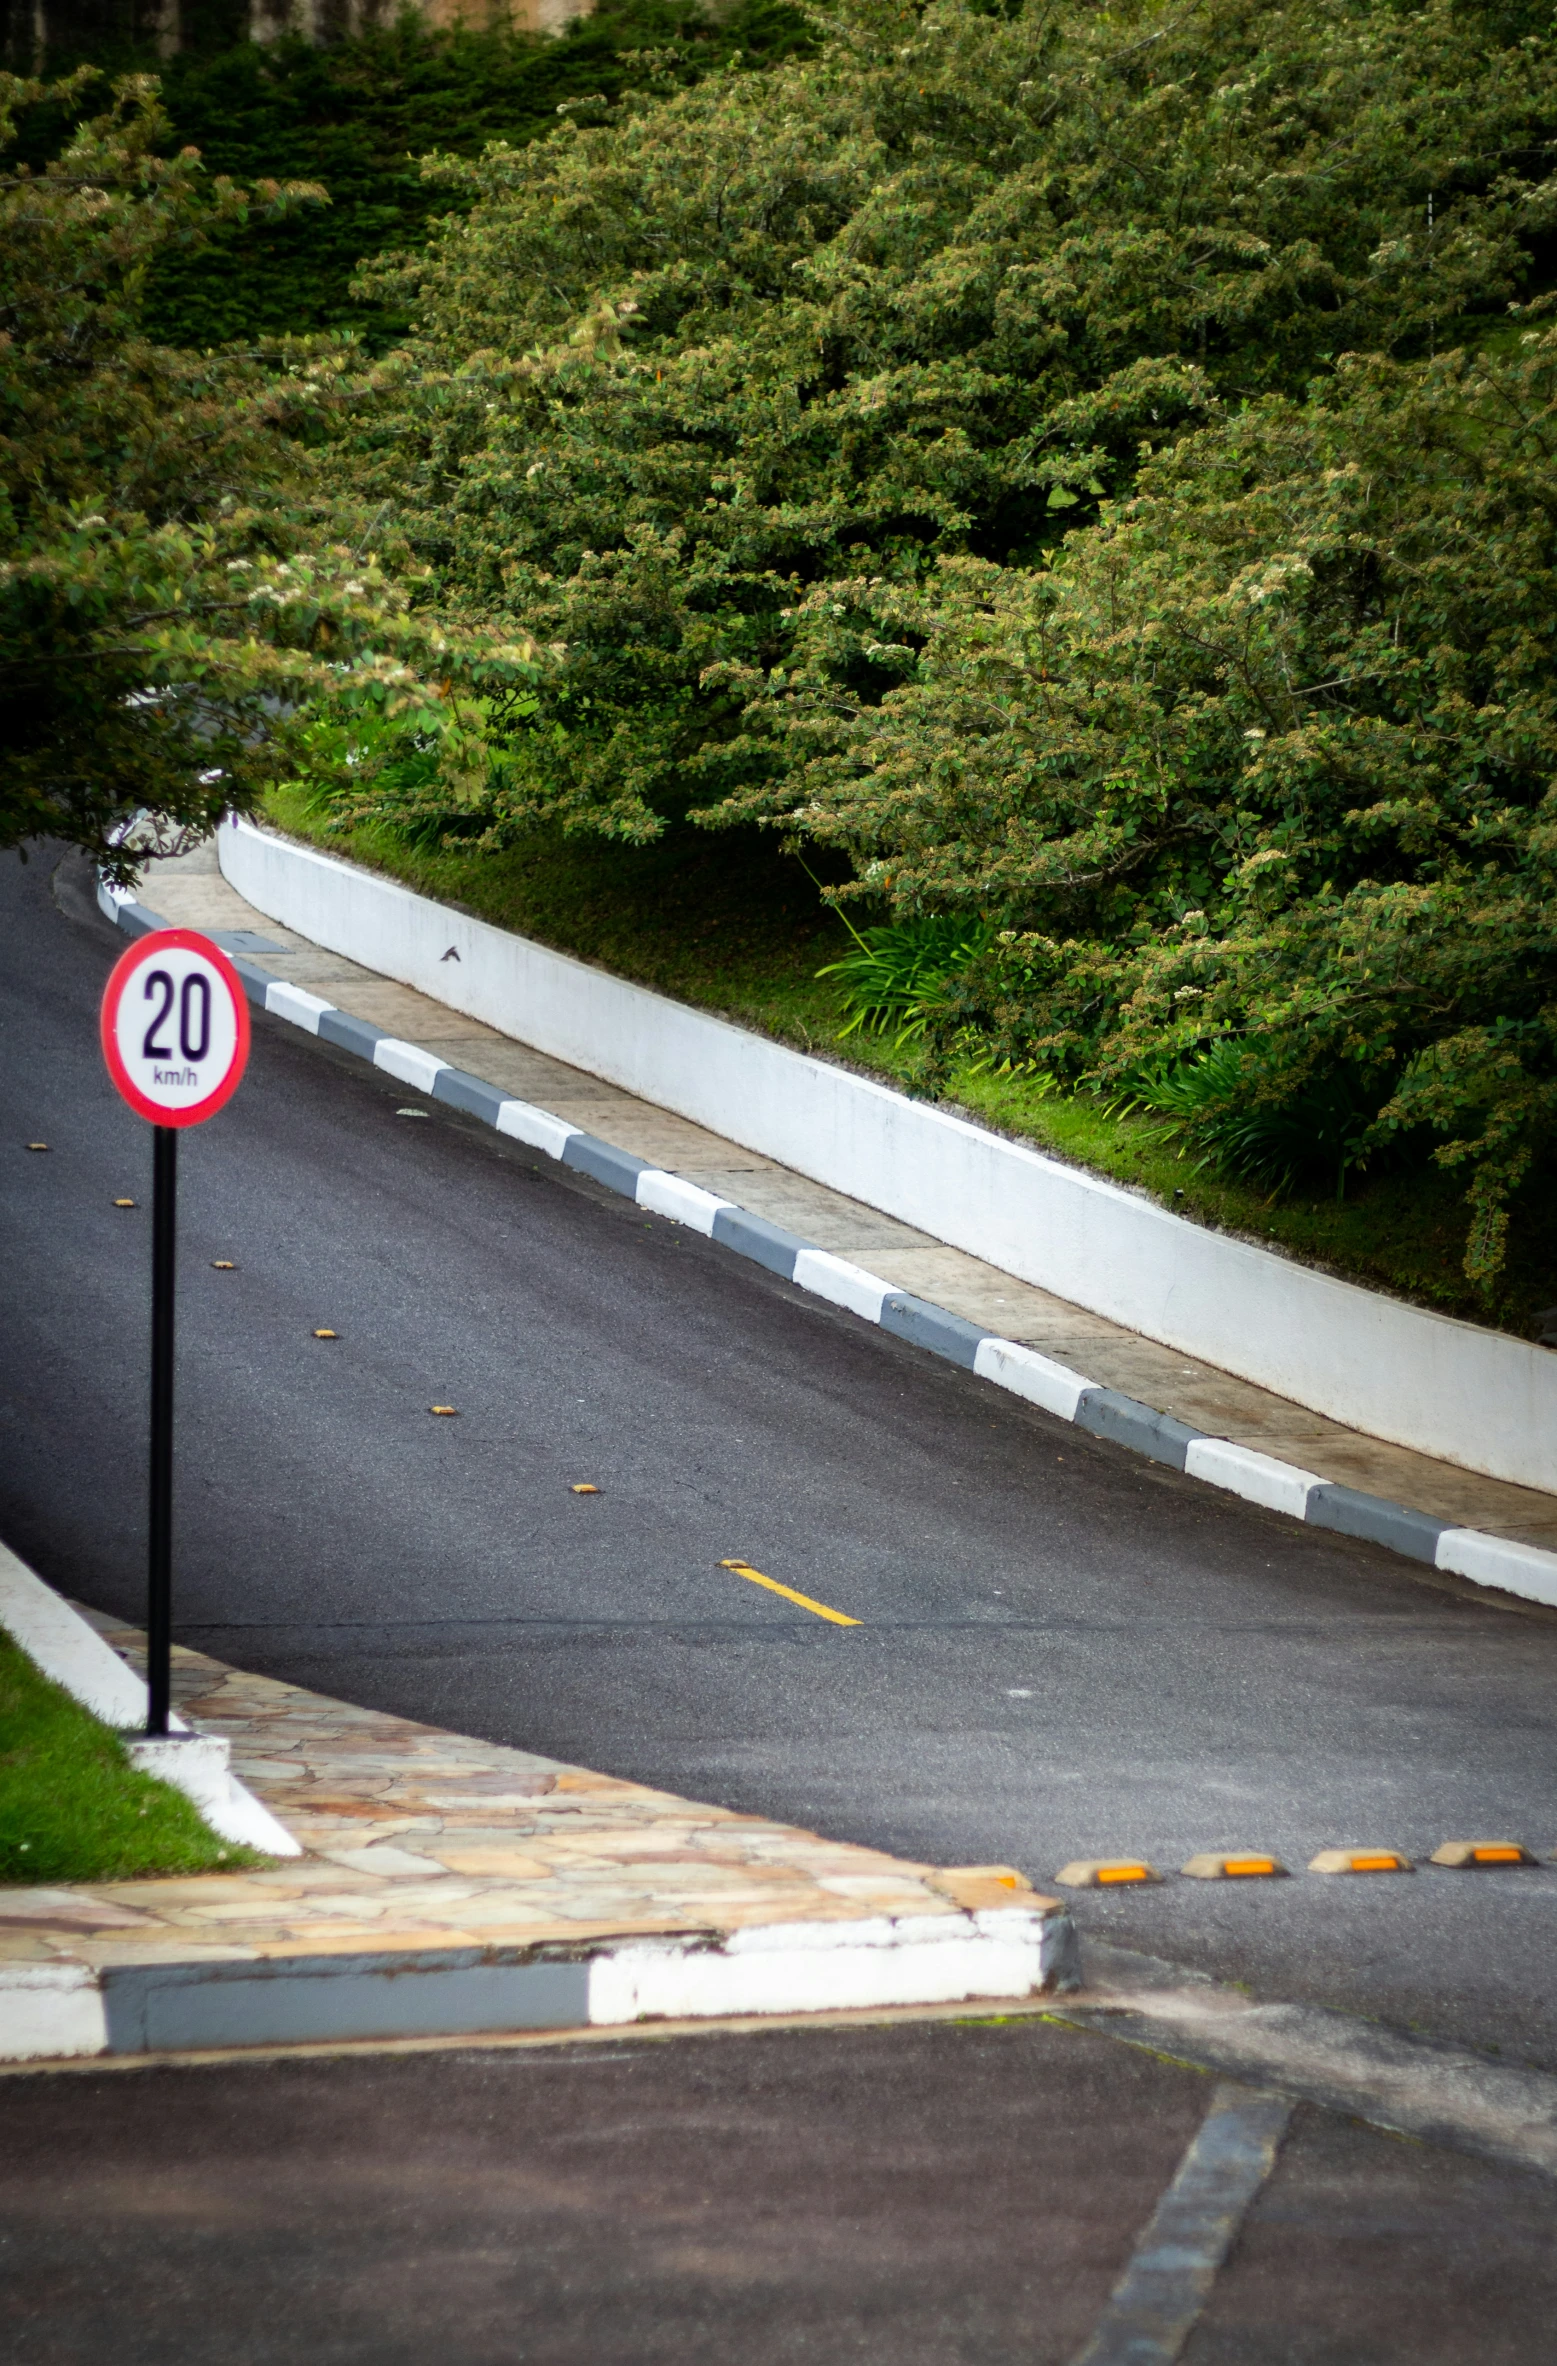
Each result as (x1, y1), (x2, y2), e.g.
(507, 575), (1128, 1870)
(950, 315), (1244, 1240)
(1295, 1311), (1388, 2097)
(100, 929), (251, 1127)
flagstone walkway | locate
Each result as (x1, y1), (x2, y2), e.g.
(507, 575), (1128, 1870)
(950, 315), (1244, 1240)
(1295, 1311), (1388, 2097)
(0, 1611), (1052, 1980)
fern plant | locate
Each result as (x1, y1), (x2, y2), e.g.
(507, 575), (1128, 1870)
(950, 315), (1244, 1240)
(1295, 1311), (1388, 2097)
(817, 915), (994, 1048)
(1123, 1043), (1385, 1203)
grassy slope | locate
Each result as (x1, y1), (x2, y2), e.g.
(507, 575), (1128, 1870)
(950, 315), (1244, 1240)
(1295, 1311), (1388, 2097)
(262, 788), (1557, 1338)
(0, 1635), (260, 1885)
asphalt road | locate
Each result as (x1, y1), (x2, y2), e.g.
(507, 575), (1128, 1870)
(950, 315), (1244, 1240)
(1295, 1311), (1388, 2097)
(7, 2021), (1557, 2366)
(6, 846), (1557, 2067)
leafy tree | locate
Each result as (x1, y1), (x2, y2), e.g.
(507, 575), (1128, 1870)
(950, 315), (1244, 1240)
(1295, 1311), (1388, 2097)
(0, 68), (534, 879)
(335, 0), (1557, 845)
(733, 337), (1557, 1285)
(139, 0), (812, 350)
(320, 0), (1557, 1286)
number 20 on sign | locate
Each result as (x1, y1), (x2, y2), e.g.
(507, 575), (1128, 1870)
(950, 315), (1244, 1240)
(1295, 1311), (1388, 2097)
(101, 930), (250, 1735)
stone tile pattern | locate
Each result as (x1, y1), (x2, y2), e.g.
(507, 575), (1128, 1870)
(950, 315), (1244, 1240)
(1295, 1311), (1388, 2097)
(0, 1614), (1027, 1976)
(146, 842), (1557, 1549)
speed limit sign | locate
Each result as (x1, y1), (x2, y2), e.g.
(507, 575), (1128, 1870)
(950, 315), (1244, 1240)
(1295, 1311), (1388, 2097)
(100, 928), (249, 1126)
(100, 925), (251, 1736)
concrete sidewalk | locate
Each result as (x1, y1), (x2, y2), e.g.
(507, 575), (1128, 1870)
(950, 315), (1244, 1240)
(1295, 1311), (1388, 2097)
(135, 838), (1557, 1554)
(0, 1610), (1073, 2063)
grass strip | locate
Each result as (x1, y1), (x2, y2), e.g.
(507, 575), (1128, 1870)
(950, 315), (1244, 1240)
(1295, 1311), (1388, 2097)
(0, 1633), (261, 1886)
(258, 788), (1557, 1337)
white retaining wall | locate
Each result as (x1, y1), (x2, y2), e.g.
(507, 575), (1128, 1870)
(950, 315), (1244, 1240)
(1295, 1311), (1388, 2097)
(219, 816), (1557, 1494)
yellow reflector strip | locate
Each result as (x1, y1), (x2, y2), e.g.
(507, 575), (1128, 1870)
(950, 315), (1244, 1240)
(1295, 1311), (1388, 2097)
(1224, 1859), (1277, 1877)
(1473, 1846), (1523, 1863)
(720, 1560), (861, 1627)
(1096, 1864), (1152, 1885)
(1351, 1854), (1405, 1872)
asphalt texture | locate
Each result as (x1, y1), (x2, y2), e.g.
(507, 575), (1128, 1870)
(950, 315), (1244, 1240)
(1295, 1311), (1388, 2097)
(6, 847), (1557, 2070)
(6, 2020), (1557, 2366)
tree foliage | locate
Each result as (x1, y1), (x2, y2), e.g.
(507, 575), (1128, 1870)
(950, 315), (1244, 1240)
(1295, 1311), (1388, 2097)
(325, 0), (1557, 1286)
(131, 0), (811, 350)
(0, 68), (535, 878)
(735, 338), (1557, 1283)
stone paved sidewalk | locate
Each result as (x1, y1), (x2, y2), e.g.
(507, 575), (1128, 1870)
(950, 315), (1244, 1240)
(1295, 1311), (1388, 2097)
(0, 1610), (1056, 1985)
(131, 838), (1557, 1551)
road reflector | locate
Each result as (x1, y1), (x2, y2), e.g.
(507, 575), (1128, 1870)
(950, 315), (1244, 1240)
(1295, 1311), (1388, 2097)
(1181, 1852), (1288, 1880)
(430, 1405), (459, 1416)
(26, 1141), (48, 1152)
(720, 1559), (861, 1627)
(312, 1328), (337, 1340)
(212, 1260), (236, 1270)
(1056, 1859), (1162, 1888)
(1429, 1840), (1535, 1869)
(396, 1108), (428, 1118)
(114, 1197), (137, 1208)
(571, 1482), (600, 1494)
(1309, 1847), (1414, 1875)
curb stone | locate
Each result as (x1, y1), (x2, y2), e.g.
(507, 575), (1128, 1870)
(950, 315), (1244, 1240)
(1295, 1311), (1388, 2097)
(98, 879), (1557, 1616)
(0, 1557), (1080, 2065)
(3, 1910), (1080, 2064)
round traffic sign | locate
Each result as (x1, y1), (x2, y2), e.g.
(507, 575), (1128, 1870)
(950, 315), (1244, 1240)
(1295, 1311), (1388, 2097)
(100, 929), (250, 1127)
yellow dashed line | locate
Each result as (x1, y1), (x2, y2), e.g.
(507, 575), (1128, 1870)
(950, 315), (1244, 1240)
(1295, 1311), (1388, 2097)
(719, 1560), (861, 1627)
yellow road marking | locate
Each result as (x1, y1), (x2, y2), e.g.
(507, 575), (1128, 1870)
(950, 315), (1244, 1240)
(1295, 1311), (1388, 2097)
(719, 1560), (861, 1627)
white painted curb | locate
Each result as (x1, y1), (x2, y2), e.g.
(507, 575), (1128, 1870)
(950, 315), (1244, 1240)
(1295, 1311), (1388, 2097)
(586, 1907), (1063, 2025)
(792, 1248), (896, 1323)
(218, 816), (1557, 1495)
(973, 1339), (1094, 1425)
(1184, 1441), (1325, 1520)
(1435, 1530), (1557, 1609)
(0, 1543), (150, 1727)
(0, 1905), (1076, 2064)
(0, 1965), (108, 2063)
(636, 1171), (733, 1233)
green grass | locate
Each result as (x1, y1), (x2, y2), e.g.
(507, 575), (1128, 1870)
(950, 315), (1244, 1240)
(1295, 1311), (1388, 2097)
(0, 1635), (262, 1886)
(261, 787), (1557, 1341)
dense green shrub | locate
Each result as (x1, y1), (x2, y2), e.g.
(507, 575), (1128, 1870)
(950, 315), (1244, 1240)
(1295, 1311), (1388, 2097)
(745, 339), (1557, 1283)
(314, 0), (1557, 1286)
(26, 2), (812, 348)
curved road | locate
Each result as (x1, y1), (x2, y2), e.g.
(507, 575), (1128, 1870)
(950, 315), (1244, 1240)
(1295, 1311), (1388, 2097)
(5, 847), (1557, 2064)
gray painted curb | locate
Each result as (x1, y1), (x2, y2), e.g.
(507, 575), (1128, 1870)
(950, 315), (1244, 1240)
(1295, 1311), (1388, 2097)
(97, 881), (1557, 1615)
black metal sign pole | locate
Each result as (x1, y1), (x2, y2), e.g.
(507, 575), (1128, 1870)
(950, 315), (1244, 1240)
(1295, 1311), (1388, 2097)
(146, 1123), (178, 1739)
